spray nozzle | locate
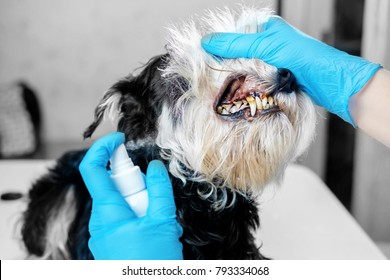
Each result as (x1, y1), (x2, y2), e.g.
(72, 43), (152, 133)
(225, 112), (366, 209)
(110, 144), (134, 175)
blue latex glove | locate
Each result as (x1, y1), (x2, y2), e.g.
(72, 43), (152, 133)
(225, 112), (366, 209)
(201, 16), (382, 125)
(79, 132), (183, 260)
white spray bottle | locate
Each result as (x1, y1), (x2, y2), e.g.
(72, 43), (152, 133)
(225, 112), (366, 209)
(110, 144), (148, 217)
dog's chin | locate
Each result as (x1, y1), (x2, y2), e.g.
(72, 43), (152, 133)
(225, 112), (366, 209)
(157, 85), (315, 194)
(215, 90), (314, 192)
(204, 115), (298, 192)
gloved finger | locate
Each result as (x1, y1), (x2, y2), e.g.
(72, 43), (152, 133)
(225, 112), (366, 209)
(79, 132), (125, 201)
(89, 199), (136, 232)
(201, 16), (280, 58)
(145, 160), (177, 218)
(201, 32), (259, 59)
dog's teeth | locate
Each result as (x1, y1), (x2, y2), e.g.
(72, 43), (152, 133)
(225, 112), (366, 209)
(233, 100), (242, 107)
(230, 105), (239, 114)
(219, 95), (278, 116)
(255, 96), (263, 110)
(246, 95), (255, 102)
(249, 102), (256, 116)
(222, 104), (233, 112)
(240, 104), (248, 111)
(262, 97), (267, 107)
(246, 96), (256, 116)
(221, 108), (230, 115)
(268, 96), (274, 106)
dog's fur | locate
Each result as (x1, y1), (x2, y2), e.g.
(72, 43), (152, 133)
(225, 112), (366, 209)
(21, 7), (316, 259)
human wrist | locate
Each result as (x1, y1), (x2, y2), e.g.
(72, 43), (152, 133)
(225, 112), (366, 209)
(343, 57), (382, 126)
(349, 68), (390, 147)
(298, 51), (381, 125)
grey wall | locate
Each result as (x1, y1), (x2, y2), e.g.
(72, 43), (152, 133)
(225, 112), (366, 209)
(281, 0), (335, 179)
(0, 0), (277, 142)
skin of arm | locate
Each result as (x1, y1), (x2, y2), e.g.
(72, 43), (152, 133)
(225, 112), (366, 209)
(349, 68), (390, 147)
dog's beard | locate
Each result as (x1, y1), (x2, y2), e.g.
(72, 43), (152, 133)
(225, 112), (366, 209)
(157, 73), (315, 193)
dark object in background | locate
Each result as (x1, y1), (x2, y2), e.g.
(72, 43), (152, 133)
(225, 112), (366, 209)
(0, 81), (41, 158)
(325, 0), (365, 211)
(0, 192), (24, 201)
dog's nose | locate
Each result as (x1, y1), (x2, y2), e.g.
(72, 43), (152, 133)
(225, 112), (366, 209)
(277, 68), (295, 93)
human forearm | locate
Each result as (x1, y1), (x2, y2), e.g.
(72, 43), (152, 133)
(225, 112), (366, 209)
(349, 68), (390, 147)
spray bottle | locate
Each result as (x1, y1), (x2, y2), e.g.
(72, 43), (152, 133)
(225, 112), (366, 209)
(110, 144), (148, 217)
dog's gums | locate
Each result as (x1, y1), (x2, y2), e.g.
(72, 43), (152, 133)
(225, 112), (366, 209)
(216, 75), (280, 119)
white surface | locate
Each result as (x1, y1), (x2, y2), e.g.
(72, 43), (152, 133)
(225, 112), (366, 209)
(0, 160), (386, 259)
(0, 160), (55, 259)
(258, 164), (386, 259)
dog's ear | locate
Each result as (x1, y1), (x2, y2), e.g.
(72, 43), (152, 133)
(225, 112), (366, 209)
(82, 76), (134, 139)
(83, 55), (170, 141)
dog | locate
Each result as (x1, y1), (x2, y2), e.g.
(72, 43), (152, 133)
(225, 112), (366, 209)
(21, 7), (316, 260)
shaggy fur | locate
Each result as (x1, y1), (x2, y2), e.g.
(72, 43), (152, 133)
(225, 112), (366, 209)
(21, 7), (316, 260)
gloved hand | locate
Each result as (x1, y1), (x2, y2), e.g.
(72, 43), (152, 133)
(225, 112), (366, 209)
(201, 16), (382, 125)
(79, 132), (183, 260)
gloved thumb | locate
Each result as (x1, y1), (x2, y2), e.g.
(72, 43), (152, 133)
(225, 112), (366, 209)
(145, 160), (177, 219)
(201, 32), (260, 59)
(201, 16), (291, 62)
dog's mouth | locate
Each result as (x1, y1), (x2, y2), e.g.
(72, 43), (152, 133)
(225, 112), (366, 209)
(215, 75), (280, 120)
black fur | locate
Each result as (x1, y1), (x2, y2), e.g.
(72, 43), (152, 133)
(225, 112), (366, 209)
(22, 54), (266, 260)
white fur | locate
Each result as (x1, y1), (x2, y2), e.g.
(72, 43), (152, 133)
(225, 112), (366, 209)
(157, 7), (316, 195)
(99, 91), (122, 122)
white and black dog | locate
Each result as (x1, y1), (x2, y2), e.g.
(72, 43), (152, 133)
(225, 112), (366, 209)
(21, 7), (316, 259)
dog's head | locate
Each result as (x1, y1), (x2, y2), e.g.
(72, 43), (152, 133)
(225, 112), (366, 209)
(84, 7), (316, 193)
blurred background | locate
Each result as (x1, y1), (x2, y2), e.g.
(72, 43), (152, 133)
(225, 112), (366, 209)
(0, 0), (389, 257)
